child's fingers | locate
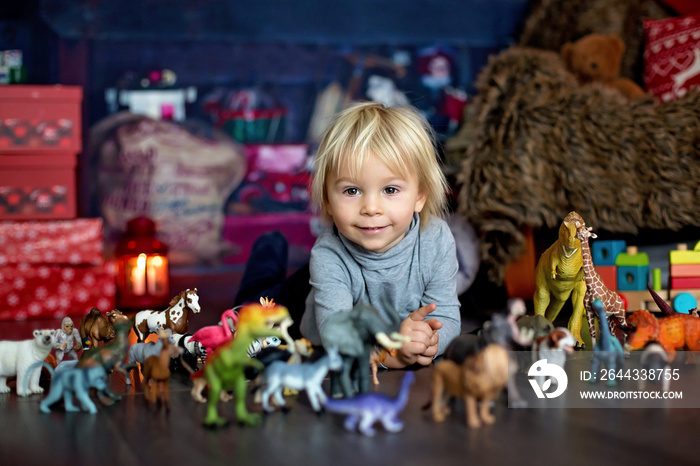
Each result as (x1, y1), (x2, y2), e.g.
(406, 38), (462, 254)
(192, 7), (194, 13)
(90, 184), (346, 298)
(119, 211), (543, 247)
(415, 355), (433, 366)
(408, 303), (437, 322)
(426, 318), (442, 331)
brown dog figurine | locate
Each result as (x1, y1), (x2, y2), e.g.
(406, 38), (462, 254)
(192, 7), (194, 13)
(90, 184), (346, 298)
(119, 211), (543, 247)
(79, 308), (129, 349)
(431, 344), (509, 428)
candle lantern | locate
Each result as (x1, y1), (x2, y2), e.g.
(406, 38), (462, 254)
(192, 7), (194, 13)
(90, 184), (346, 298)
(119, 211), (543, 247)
(115, 216), (170, 310)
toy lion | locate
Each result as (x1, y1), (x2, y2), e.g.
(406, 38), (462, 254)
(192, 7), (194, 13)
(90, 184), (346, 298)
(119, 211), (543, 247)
(430, 343), (509, 428)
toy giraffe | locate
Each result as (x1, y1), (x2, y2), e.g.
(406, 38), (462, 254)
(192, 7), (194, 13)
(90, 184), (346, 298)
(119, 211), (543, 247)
(575, 223), (628, 345)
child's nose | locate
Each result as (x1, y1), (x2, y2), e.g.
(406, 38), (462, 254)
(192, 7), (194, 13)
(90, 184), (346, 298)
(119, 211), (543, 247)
(361, 194), (382, 215)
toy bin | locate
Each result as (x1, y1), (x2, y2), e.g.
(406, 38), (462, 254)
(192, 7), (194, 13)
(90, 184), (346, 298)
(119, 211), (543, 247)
(213, 108), (286, 144)
(0, 153), (76, 219)
(0, 85), (82, 153)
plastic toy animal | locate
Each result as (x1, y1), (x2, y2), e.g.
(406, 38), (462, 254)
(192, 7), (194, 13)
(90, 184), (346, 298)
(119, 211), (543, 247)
(79, 308), (129, 349)
(478, 298), (533, 408)
(259, 346), (342, 413)
(639, 342), (671, 391)
(77, 320), (132, 386)
(531, 328), (575, 391)
(36, 364), (112, 414)
(370, 347), (397, 386)
(199, 302), (293, 428)
(590, 299), (625, 385)
(170, 333), (205, 374)
(575, 223), (628, 346)
(626, 309), (700, 361)
(126, 328), (175, 384)
(189, 308), (238, 360)
(321, 301), (407, 398)
(430, 344), (509, 429)
(323, 371), (415, 436)
(142, 333), (182, 410)
(533, 211), (587, 347)
(133, 288), (201, 342)
(0, 329), (55, 396)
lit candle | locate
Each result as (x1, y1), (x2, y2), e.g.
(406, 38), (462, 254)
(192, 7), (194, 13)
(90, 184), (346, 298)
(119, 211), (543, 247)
(131, 253), (147, 295)
(147, 254), (168, 295)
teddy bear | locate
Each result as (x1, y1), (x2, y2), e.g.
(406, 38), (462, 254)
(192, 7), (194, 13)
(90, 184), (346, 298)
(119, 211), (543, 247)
(561, 33), (645, 99)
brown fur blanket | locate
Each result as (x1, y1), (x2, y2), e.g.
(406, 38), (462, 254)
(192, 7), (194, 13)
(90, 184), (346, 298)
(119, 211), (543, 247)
(448, 45), (700, 284)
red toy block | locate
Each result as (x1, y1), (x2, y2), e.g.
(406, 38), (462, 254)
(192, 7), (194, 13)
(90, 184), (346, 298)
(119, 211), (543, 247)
(670, 263), (700, 277)
(670, 276), (700, 289)
(596, 265), (617, 290)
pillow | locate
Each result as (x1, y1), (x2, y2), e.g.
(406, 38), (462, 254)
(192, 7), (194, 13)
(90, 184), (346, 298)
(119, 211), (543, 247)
(643, 12), (700, 101)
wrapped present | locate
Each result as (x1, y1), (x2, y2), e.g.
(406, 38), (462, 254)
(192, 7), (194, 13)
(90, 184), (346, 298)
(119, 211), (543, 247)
(0, 261), (116, 321)
(0, 218), (115, 321)
(0, 218), (104, 265)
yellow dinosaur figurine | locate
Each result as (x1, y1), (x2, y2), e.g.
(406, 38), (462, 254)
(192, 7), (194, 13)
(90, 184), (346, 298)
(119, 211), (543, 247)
(533, 211), (587, 347)
(202, 302), (292, 428)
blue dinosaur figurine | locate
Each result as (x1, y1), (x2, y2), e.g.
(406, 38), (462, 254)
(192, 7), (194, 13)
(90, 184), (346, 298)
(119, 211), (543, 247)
(323, 371), (415, 436)
(590, 299), (625, 386)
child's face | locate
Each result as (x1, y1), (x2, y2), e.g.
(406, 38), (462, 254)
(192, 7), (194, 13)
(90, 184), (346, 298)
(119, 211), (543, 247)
(326, 154), (425, 254)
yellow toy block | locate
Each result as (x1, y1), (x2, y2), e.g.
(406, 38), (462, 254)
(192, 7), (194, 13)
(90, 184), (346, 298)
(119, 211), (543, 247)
(668, 242), (700, 265)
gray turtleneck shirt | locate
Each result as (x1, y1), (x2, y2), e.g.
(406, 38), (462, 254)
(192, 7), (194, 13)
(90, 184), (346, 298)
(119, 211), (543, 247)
(300, 213), (461, 356)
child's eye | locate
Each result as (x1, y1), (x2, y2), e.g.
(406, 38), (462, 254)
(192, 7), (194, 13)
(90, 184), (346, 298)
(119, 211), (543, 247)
(383, 186), (399, 195)
(343, 187), (360, 196)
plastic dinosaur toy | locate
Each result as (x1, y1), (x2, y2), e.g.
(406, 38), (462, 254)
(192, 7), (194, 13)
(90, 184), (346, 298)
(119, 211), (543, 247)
(533, 211), (587, 347)
(626, 309), (700, 362)
(199, 302), (293, 428)
(590, 299), (625, 386)
(323, 371), (415, 436)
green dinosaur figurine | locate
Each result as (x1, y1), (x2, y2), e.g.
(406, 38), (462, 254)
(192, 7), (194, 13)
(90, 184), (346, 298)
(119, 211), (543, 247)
(201, 302), (292, 428)
(533, 211), (587, 347)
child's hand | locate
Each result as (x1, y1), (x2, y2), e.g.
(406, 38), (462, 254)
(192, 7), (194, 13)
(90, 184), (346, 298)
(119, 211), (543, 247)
(384, 303), (442, 368)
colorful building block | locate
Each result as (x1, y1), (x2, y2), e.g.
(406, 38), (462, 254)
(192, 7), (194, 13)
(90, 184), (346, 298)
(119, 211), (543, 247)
(616, 246), (650, 291)
(592, 239), (627, 266)
(670, 276), (700, 289)
(669, 242), (700, 265)
(596, 265), (617, 290)
(672, 292), (697, 313)
(670, 263), (700, 277)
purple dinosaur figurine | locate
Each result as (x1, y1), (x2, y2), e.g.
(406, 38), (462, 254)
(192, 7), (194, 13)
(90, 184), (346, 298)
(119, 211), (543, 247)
(322, 371), (415, 436)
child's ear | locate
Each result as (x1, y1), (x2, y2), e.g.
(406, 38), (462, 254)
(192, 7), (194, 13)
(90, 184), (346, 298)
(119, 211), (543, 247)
(414, 192), (427, 213)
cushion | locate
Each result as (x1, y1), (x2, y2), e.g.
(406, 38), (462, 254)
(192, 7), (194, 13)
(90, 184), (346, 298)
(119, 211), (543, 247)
(643, 12), (700, 101)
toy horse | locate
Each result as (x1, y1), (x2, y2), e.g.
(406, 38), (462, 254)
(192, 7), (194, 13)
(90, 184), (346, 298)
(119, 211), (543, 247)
(133, 289), (201, 342)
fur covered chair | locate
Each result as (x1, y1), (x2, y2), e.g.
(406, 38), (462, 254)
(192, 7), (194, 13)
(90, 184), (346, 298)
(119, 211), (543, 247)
(447, 0), (700, 284)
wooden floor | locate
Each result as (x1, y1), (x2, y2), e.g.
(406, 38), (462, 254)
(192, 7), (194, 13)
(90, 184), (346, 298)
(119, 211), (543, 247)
(1, 359), (699, 466)
(1, 268), (698, 465)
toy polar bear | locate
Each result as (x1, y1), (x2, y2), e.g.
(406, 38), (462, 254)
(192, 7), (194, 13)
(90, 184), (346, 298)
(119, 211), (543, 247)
(0, 329), (56, 396)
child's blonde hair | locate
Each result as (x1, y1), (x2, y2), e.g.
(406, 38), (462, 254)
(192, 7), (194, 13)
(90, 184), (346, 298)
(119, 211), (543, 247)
(311, 102), (448, 227)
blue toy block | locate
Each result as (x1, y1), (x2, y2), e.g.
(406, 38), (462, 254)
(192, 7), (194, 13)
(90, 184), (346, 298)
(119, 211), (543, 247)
(673, 292), (697, 314)
(592, 240), (627, 266)
(616, 265), (650, 291)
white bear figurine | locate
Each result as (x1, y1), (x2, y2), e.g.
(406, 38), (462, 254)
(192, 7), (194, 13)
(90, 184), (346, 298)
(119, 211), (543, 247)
(0, 329), (56, 396)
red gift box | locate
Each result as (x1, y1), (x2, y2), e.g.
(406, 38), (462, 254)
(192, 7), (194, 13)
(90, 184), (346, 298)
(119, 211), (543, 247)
(0, 261), (116, 321)
(0, 218), (104, 265)
(0, 218), (115, 321)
